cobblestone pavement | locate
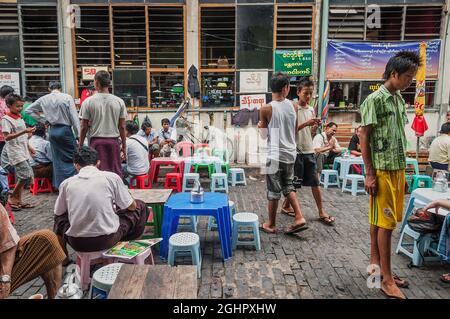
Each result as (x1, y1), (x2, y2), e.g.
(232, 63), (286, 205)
(8, 170), (450, 299)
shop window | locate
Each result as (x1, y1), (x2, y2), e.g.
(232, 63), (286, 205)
(237, 5), (274, 69)
(24, 70), (60, 100)
(0, 35), (20, 69)
(148, 6), (184, 69)
(113, 69), (147, 107)
(113, 7), (146, 67)
(329, 81), (360, 108)
(366, 7), (403, 41)
(150, 72), (184, 109)
(201, 72), (235, 108)
(200, 6), (236, 69)
(404, 6), (443, 41)
(276, 6), (314, 49)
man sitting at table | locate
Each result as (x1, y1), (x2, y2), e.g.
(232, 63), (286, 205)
(313, 122), (342, 175)
(53, 146), (149, 256)
(122, 120), (150, 185)
(158, 118), (177, 157)
(138, 121), (160, 158)
(348, 125), (363, 174)
(428, 122), (450, 171)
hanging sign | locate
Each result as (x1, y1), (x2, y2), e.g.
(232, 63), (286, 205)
(274, 49), (313, 76)
(239, 94), (266, 110)
(0, 72), (20, 95)
(239, 71), (268, 93)
(81, 66), (108, 81)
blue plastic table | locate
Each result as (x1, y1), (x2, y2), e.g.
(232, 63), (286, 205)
(160, 192), (232, 261)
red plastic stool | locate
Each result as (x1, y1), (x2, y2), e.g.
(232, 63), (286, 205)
(164, 173), (182, 192)
(6, 203), (15, 224)
(129, 174), (151, 189)
(8, 173), (15, 189)
(30, 177), (53, 196)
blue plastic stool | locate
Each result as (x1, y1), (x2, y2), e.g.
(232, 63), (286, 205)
(211, 173), (229, 193)
(89, 263), (123, 299)
(208, 200), (236, 231)
(168, 232), (202, 278)
(395, 224), (439, 266)
(342, 174), (366, 196)
(320, 169), (340, 189)
(232, 212), (261, 250)
(409, 175), (433, 192)
(228, 168), (247, 186)
(182, 173), (200, 192)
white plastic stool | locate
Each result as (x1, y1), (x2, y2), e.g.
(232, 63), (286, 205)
(232, 212), (261, 250)
(342, 174), (366, 196)
(228, 168), (247, 186)
(320, 169), (340, 189)
(395, 224), (438, 266)
(89, 263), (123, 299)
(168, 232), (202, 278)
(182, 173), (200, 192)
(211, 173), (229, 193)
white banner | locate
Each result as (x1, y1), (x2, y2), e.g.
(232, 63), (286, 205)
(239, 94), (266, 110)
(81, 66), (108, 81)
(239, 71), (268, 93)
(0, 72), (20, 95)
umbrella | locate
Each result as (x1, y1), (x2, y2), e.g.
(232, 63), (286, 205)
(411, 42), (428, 160)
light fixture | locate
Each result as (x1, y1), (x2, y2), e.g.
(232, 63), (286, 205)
(330, 9), (357, 14)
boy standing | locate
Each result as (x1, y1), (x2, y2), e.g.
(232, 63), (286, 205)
(1, 94), (36, 210)
(360, 51), (421, 299)
(258, 73), (307, 234)
(281, 77), (336, 225)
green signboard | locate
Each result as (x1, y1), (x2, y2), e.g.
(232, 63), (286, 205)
(274, 49), (312, 76)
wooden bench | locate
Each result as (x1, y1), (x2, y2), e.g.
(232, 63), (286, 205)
(108, 264), (197, 299)
(334, 123), (354, 149)
(406, 150), (430, 174)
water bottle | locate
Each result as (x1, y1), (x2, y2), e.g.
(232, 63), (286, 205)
(433, 170), (448, 193)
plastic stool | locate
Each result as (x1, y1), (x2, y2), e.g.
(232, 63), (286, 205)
(208, 200), (236, 231)
(182, 173), (200, 192)
(342, 174), (366, 196)
(168, 232), (202, 278)
(165, 173), (182, 192)
(211, 173), (228, 193)
(75, 250), (113, 291)
(30, 177), (53, 195)
(409, 175), (433, 192)
(232, 212), (261, 250)
(129, 174), (151, 189)
(228, 168), (246, 186)
(176, 141), (194, 157)
(320, 169), (340, 189)
(177, 216), (198, 233)
(109, 244), (155, 266)
(395, 224), (439, 266)
(89, 263), (123, 299)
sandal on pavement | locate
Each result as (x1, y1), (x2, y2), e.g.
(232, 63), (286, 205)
(281, 208), (295, 217)
(284, 223), (308, 234)
(8, 202), (21, 211)
(380, 287), (407, 299)
(20, 203), (35, 209)
(440, 273), (450, 284)
(259, 223), (277, 234)
(319, 215), (336, 226)
(366, 269), (409, 289)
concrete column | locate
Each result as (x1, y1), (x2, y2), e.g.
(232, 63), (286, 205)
(437, 2), (450, 129)
(313, 0), (322, 93)
(186, 0), (199, 102)
(58, 0), (75, 96)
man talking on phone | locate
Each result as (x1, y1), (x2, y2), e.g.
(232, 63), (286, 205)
(281, 77), (336, 225)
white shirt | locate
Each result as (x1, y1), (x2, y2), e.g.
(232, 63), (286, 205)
(428, 134), (450, 166)
(54, 166), (134, 237)
(126, 134), (150, 176)
(296, 105), (315, 154)
(312, 132), (341, 157)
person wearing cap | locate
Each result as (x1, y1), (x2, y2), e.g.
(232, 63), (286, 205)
(25, 81), (80, 189)
(428, 122), (450, 171)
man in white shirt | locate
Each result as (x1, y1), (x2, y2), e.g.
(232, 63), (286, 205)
(312, 122), (342, 174)
(429, 123), (450, 171)
(53, 146), (149, 254)
(123, 120), (150, 183)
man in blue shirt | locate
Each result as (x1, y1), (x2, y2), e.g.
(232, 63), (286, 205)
(137, 121), (160, 157)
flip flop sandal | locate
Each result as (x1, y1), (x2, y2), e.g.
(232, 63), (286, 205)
(259, 224), (277, 234)
(393, 274), (409, 288)
(8, 203), (21, 211)
(281, 208), (295, 217)
(319, 216), (336, 226)
(284, 223), (308, 234)
(440, 274), (450, 284)
(380, 287), (407, 299)
(20, 203), (35, 209)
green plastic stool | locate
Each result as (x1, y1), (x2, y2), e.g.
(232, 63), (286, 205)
(409, 175), (433, 192)
(194, 163), (215, 177)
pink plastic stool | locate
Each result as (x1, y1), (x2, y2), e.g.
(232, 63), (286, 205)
(129, 174), (151, 189)
(75, 250), (114, 291)
(176, 141), (194, 157)
(111, 246), (155, 266)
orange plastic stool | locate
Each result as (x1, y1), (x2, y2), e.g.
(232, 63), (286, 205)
(30, 177), (53, 196)
(164, 173), (182, 192)
(129, 174), (151, 189)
